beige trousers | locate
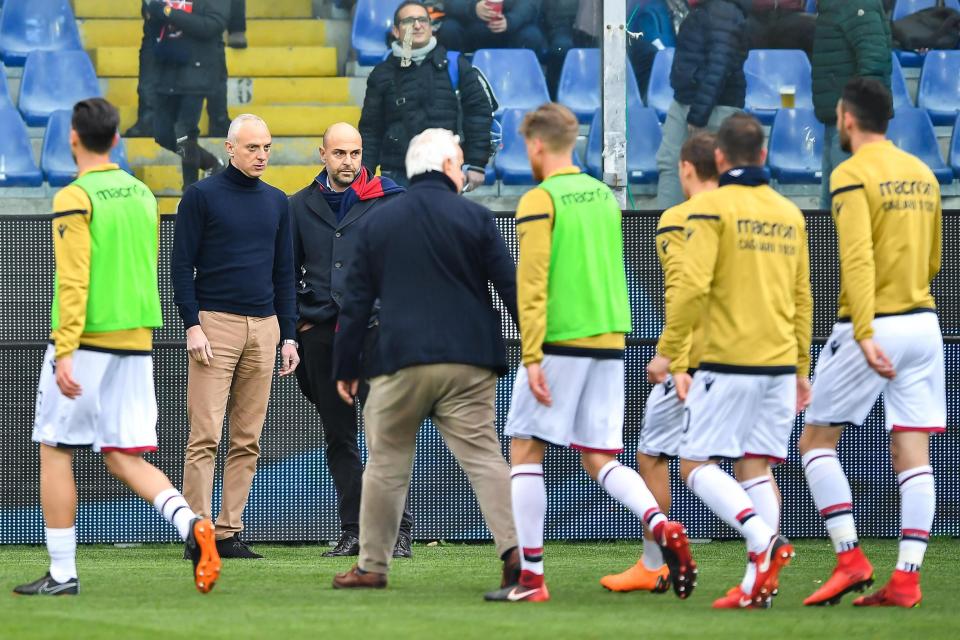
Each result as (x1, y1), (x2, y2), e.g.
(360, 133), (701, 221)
(358, 363), (517, 574)
(182, 311), (279, 539)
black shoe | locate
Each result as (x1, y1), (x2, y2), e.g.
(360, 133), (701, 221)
(393, 532), (413, 559)
(323, 534), (360, 557)
(186, 518), (222, 593)
(13, 572), (79, 596)
(123, 122), (153, 138)
(216, 533), (263, 559)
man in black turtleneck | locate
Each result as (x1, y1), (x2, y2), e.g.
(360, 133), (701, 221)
(171, 114), (298, 560)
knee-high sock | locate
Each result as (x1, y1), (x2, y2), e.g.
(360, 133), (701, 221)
(597, 461), (667, 535)
(511, 464), (546, 586)
(686, 463), (774, 553)
(802, 449), (858, 553)
(896, 466), (935, 573)
(46, 526), (77, 583)
(153, 488), (198, 541)
(741, 475), (780, 532)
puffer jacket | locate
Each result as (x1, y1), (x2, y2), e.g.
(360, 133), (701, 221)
(670, 0), (751, 128)
(358, 44), (493, 173)
(812, 0), (891, 125)
(153, 0), (229, 97)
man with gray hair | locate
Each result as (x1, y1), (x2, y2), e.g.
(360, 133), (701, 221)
(330, 128), (520, 590)
(172, 113), (298, 559)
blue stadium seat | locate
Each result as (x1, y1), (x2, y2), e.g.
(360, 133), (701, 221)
(891, 52), (913, 111)
(950, 114), (960, 177)
(18, 50), (101, 127)
(0, 102), (43, 186)
(744, 49), (813, 124)
(586, 106), (661, 184)
(806, 0), (817, 11)
(494, 108), (582, 185)
(0, 0), (82, 66)
(917, 50), (960, 125)
(886, 107), (954, 184)
(892, 0), (960, 21)
(41, 110), (131, 187)
(352, 0), (400, 66)
(646, 47), (674, 122)
(472, 49), (550, 119)
(767, 108), (824, 184)
(557, 48), (644, 124)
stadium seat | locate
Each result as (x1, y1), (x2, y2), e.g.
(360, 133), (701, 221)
(891, 53), (913, 111)
(18, 50), (101, 127)
(472, 49), (550, 119)
(892, 0), (960, 21)
(41, 110), (131, 187)
(352, 0), (400, 66)
(767, 108), (824, 184)
(586, 105), (661, 184)
(886, 107), (954, 184)
(0, 0), (82, 66)
(805, 0), (817, 11)
(494, 108), (583, 185)
(951, 113), (960, 177)
(646, 47), (674, 122)
(744, 49), (813, 124)
(0, 102), (43, 186)
(917, 50), (960, 125)
(556, 49), (644, 124)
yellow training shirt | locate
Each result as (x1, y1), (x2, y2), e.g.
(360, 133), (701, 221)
(829, 140), (941, 341)
(51, 164), (154, 358)
(658, 177), (813, 378)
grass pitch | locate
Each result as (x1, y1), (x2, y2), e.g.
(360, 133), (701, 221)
(1, 538), (956, 639)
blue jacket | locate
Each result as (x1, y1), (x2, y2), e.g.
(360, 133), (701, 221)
(670, 0), (750, 128)
(333, 172), (518, 380)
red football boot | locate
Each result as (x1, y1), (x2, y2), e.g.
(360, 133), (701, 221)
(804, 546), (874, 606)
(853, 570), (922, 608)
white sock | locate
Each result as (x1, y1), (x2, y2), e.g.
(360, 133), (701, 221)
(896, 466), (935, 572)
(802, 449), (859, 553)
(511, 464), (546, 576)
(46, 526), (77, 583)
(597, 461), (668, 534)
(641, 537), (664, 570)
(741, 475), (780, 532)
(153, 488), (197, 541)
(686, 464), (773, 553)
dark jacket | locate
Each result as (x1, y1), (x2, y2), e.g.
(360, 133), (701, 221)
(812, 0), (891, 125)
(446, 0), (541, 35)
(359, 44), (493, 173)
(152, 0), (229, 96)
(289, 181), (401, 325)
(670, 0), (751, 128)
(333, 172), (518, 380)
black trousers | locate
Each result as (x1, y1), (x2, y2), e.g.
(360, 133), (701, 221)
(296, 320), (414, 538)
(131, 32), (159, 134)
(154, 93), (222, 190)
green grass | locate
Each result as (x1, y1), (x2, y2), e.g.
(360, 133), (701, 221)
(1, 539), (957, 639)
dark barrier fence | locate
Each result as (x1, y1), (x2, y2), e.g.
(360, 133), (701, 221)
(0, 212), (957, 543)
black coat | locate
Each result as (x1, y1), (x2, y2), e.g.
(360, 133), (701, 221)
(333, 172), (518, 380)
(152, 0), (229, 96)
(289, 182), (401, 325)
(670, 0), (751, 128)
(358, 45), (493, 173)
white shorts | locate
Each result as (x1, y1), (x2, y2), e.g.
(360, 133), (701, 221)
(806, 312), (946, 432)
(32, 345), (159, 453)
(679, 370), (796, 463)
(637, 376), (685, 458)
(505, 354), (625, 453)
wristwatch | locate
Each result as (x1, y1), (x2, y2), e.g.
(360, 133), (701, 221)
(282, 339), (299, 349)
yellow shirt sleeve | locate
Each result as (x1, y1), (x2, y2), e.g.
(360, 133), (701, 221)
(794, 221), (813, 378)
(658, 212), (721, 362)
(831, 168), (876, 341)
(515, 188), (555, 365)
(51, 186), (93, 358)
(930, 194), (943, 285)
(656, 211), (692, 372)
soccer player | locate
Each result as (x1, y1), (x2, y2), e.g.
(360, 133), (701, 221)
(798, 78), (944, 608)
(12, 98), (220, 597)
(484, 103), (696, 604)
(602, 132), (719, 594)
(648, 113), (813, 609)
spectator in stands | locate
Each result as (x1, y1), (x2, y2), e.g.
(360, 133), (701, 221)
(124, 4), (163, 138)
(747, 0), (816, 57)
(359, 1), (494, 190)
(288, 123), (415, 559)
(543, 0), (587, 99)
(172, 114), (298, 560)
(436, 0), (547, 55)
(146, 0), (229, 190)
(655, 0), (750, 208)
(812, 0), (891, 209)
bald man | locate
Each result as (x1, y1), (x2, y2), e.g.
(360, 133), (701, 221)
(288, 123), (413, 558)
(172, 114), (298, 559)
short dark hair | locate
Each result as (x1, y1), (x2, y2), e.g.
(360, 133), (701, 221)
(393, 1), (429, 27)
(716, 113), (765, 167)
(841, 77), (892, 134)
(71, 98), (119, 154)
(680, 132), (718, 181)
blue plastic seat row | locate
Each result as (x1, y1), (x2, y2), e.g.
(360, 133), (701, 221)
(20, 49), (102, 126)
(0, 0), (82, 66)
